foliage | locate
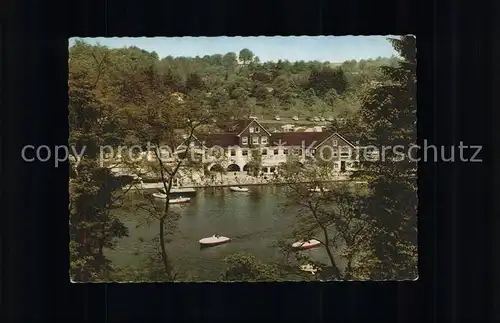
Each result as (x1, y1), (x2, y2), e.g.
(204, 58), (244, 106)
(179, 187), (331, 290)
(308, 67), (349, 96)
(246, 148), (263, 176)
(68, 57), (134, 281)
(221, 253), (281, 281)
(352, 35), (417, 279)
(273, 159), (378, 280)
(239, 48), (255, 65)
(69, 156), (131, 281)
(68, 37), (412, 281)
(69, 39), (400, 122)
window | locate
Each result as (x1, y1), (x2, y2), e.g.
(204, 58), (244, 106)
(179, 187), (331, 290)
(242, 150), (248, 156)
(332, 140), (338, 146)
(340, 147), (350, 157)
(262, 149), (267, 155)
(252, 136), (259, 144)
(274, 149), (279, 155)
(284, 149), (289, 155)
(255, 127), (260, 133)
(242, 136), (248, 145)
(261, 136), (268, 144)
(249, 127), (254, 133)
(231, 150), (236, 156)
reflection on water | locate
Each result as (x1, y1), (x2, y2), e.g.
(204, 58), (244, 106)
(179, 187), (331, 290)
(106, 185), (333, 281)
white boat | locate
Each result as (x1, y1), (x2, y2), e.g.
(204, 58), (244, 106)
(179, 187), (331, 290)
(152, 192), (167, 199)
(300, 263), (321, 274)
(308, 187), (330, 192)
(152, 192), (191, 204)
(199, 235), (231, 247)
(292, 239), (321, 250)
(229, 186), (249, 192)
(143, 185), (196, 193)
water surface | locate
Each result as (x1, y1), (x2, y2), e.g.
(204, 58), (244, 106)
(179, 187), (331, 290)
(106, 186), (335, 280)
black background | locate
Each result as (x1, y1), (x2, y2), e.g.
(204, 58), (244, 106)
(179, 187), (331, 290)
(3, 0), (498, 321)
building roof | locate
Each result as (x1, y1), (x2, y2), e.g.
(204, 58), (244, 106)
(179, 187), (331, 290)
(216, 120), (253, 133)
(216, 119), (272, 136)
(195, 131), (358, 148)
(271, 132), (333, 147)
(197, 119), (357, 148)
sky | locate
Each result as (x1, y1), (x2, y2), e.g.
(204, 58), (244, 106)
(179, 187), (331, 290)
(70, 36), (399, 63)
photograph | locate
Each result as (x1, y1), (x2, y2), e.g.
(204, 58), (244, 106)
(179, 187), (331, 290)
(68, 35), (417, 282)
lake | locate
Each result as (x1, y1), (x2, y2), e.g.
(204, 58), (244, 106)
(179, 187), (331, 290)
(106, 185), (338, 281)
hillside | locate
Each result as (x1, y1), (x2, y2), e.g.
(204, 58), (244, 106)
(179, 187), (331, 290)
(69, 40), (400, 122)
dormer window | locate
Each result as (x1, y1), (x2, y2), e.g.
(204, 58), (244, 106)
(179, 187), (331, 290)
(242, 136), (248, 145)
(249, 127), (254, 133)
(255, 127), (260, 133)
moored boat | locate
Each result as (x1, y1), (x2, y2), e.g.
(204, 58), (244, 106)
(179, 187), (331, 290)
(199, 235), (231, 247)
(308, 187), (330, 192)
(229, 186), (249, 192)
(168, 196), (191, 204)
(292, 239), (321, 250)
(152, 192), (191, 204)
(152, 192), (167, 199)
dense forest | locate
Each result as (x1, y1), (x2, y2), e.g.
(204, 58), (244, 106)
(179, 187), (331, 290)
(68, 36), (416, 282)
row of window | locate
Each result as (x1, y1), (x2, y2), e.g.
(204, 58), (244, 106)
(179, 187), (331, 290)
(241, 137), (340, 147)
(229, 148), (351, 157)
(249, 127), (260, 133)
(241, 136), (267, 145)
(235, 148), (301, 156)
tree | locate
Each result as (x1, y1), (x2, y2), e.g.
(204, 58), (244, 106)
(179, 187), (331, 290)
(221, 253), (281, 281)
(308, 67), (349, 96)
(328, 114), (364, 143)
(106, 57), (222, 280)
(67, 38), (408, 281)
(273, 159), (377, 280)
(185, 72), (205, 93)
(69, 159), (130, 281)
(222, 52), (238, 69)
(246, 149), (263, 176)
(68, 68), (131, 282)
(239, 48), (254, 65)
(352, 35), (417, 279)
(251, 71), (272, 83)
